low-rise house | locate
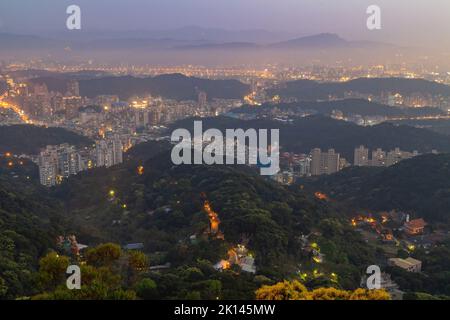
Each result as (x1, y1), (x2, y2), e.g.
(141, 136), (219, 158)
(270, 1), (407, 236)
(123, 243), (144, 250)
(239, 256), (256, 274)
(388, 257), (422, 273)
(404, 218), (426, 235)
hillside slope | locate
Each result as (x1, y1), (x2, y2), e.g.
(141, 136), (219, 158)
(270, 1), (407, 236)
(171, 116), (450, 160)
(0, 125), (92, 155)
(306, 153), (450, 222)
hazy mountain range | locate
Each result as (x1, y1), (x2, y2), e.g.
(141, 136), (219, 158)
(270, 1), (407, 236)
(2, 26), (432, 67)
(0, 26), (391, 52)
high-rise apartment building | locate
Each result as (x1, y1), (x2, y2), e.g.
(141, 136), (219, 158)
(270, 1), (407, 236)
(198, 91), (207, 108)
(310, 148), (341, 176)
(386, 148), (417, 167)
(38, 146), (59, 187)
(354, 145), (369, 166)
(66, 80), (80, 97)
(38, 144), (83, 187)
(95, 136), (123, 168)
(371, 148), (387, 167)
(63, 96), (82, 119)
(352, 146), (420, 167)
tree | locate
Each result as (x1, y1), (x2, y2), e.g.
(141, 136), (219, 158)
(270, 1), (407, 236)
(255, 280), (390, 300)
(85, 243), (122, 267)
(194, 280), (222, 300)
(37, 252), (70, 290)
(255, 280), (308, 300)
(128, 251), (149, 273)
(185, 291), (201, 300)
(306, 287), (350, 300)
(135, 278), (158, 300)
(348, 288), (390, 300)
(0, 276), (8, 298)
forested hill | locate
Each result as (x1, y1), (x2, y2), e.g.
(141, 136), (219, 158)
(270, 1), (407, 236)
(0, 125), (92, 155)
(171, 115), (450, 160)
(233, 99), (445, 117)
(1, 139), (449, 299)
(305, 153), (450, 223)
(49, 144), (377, 295)
(0, 171), (65, 299)
(31, 74), (251, 101)
(268, 77), (450, 101)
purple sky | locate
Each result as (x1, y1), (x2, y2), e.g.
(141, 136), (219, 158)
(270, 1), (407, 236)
(0, 0), (449, 47)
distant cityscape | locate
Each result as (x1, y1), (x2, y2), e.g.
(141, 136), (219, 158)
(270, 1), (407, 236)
(1, 25), (450, 301)
(0, 64), (447, 187)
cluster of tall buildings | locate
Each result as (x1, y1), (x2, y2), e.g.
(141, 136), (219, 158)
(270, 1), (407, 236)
(38, 136), (124, 187)
(12, 80), (86, 120)
(95, 136), (123, 168)
(134, 107), (163, 128)
(353, 145), (434, 167)
(341, 90), (450, 110)
(275, 148), (347, 184)
(310, 148), (344, 176)
(275, 144), (436, 185)
(38, 144), (83, 187)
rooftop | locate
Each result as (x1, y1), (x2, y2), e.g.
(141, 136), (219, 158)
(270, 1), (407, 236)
(405, 218), (426, 229)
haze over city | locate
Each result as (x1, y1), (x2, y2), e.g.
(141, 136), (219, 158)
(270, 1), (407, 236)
(1, 0), (450, 48)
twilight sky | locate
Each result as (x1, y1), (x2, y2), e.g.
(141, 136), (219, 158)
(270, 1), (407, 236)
(0, 0), (449, 47)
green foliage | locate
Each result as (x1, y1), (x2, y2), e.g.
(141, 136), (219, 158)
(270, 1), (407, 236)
(255, 279), (390, 300)
(387, 241), (450, 296)
(32, 243), (149, 300)
(135, 278), (158, 300)
(308, 153), (450, 222)
(37, 252), (70, 290)
(403, 292), (450, 300)
(85, 243), (122, 267)
(0, 173), (64, 299)
(1, 133), (448, 300)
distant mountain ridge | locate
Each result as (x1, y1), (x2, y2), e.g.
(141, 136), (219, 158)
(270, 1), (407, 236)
(0, 32), (60, 50)
(270, 33), (348, 48)
(54, 26), (293, 43)
(31, 73), (251, 100)
(0, 30), (390, 52)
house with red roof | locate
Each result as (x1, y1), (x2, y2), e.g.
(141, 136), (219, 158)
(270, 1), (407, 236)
(404, 218), (426, 236)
